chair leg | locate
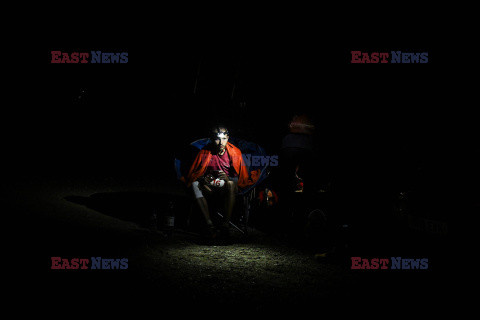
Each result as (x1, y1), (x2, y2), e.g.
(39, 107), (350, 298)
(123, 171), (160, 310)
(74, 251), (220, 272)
(216, 212), (245, 234)
(242, 196), (249, 235)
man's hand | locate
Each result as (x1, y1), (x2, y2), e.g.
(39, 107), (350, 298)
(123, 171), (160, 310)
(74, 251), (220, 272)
(200, 184), (213, 194)
(217, 170), (230, 182)
(198, 174), (214, 194)
(203, 174), (214, 185)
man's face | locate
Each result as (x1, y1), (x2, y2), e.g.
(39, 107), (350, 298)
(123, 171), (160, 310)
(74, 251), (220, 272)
(213, 130), (229, 152)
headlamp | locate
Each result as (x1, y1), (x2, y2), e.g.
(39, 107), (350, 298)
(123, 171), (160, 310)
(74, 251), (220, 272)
(215, 132), (228, 139)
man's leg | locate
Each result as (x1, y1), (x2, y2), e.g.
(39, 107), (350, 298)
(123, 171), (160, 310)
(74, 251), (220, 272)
(192, 181), (214, 227)
(196, 197), (214, 226)
(222, 180), (237, 228)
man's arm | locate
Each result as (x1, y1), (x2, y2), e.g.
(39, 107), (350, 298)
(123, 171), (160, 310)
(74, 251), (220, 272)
(216, 170), (230, 182)
(197, 174), (215, 194)
(186, 149), (211, 187)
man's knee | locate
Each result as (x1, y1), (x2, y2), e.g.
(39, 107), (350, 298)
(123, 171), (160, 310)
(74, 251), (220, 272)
(225, 180), (237, 191)
(191, 181), (205, 199)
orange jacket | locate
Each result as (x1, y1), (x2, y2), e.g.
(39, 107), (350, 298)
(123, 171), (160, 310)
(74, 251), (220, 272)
(186, 142), (260, 189)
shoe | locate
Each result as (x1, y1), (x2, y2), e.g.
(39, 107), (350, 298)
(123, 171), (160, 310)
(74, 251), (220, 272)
(218, 225), (231, 240)
(203, 224), (217, 239)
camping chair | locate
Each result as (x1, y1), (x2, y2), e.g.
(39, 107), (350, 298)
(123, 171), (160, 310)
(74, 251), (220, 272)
(174, 136), (270, 235)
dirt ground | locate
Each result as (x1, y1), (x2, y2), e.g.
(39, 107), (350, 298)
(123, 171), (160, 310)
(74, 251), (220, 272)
(7, 174), (448, 315)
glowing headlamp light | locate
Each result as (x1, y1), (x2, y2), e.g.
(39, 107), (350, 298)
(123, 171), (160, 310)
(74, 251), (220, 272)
(215, 132), (228, 139)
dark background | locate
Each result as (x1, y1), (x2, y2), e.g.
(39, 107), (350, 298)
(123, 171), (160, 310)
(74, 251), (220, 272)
(6, 10), (461, 315)
(14, 16), (452, 186)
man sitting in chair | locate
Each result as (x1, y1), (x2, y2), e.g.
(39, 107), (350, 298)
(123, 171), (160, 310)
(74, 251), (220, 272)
(186, 125), (259, 239)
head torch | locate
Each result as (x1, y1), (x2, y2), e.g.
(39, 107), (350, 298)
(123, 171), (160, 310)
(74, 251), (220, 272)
(212, 131), (229, 139)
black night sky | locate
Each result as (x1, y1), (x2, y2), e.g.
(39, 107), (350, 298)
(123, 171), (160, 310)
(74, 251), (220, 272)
(21, 22), (449, 180)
